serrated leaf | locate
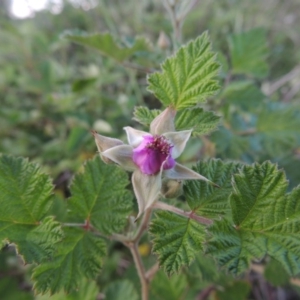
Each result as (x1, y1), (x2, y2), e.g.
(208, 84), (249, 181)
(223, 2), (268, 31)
(133, 106), (161, 127)
(228, 28), (269, 78)
(0, 155), (61, 263)
(150, 270), (187, 300)
(36, 278), (99, 300)
(176, 108), (220, 136)
(207, 162), (300, 275)
(32, 227), (106, 294)
(104, 280), (138, 300)
(64, 30), (150, 62)
(150, 211), (205, 274)
(184, 159), (242, 218)
(68, 157), (133, 234)
(133, 106), (220, 136)
(148, 32), (220, 110)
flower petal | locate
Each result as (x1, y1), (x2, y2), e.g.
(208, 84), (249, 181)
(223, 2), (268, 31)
(102, 145), (137, 171)
(92, 131), (123, 152)
(164, 163), (212, 183)
(132, 170), (162, 219)
(124, 126), (150, 147)
(150, 107), (176, 135)
(163, 130), (192, 159)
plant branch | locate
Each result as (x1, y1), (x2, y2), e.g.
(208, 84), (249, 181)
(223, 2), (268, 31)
(145, 262), (160, 281)
(128, 243), (149, 300)
(153, 201), (213, 225)
(132, 208), (153, 242)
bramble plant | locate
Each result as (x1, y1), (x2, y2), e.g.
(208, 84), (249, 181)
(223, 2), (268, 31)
(2, 2), (300, 300)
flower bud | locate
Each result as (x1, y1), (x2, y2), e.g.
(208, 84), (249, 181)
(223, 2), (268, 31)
(157, 31), (170, 50)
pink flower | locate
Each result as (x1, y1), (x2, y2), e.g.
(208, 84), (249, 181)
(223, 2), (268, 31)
(93, 107), (212, 218)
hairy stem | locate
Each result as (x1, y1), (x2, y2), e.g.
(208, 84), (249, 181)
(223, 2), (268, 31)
(128, 243), (149, 300)
(153, 201), (213, 225)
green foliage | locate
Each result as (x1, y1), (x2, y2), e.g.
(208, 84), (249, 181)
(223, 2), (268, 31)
(64, 30), (150, 62)
(215, 280), (251, 300)
(0, 277), (33, 300)
(133, 106), (161, 127)
(264, 259), (290, 286)
(148, 32), (220, 110)
(32, 227), (106, 294)
(150, 211), (205, 274)
(104, 280), (139, 300)
(133, 106), (220, 136)
(176, 107), (220, 135)
(256, 104), (300, 157)
(68, 156), (133, 234)
(220, 80), (265, 110)
(36, 279), (99, 300)
(228, 28), (269, 78)
(150, 270), (187, 300)
(184, 159), (242, 218)
(208, 162), (300, 275)
(0, 155), (63, 263)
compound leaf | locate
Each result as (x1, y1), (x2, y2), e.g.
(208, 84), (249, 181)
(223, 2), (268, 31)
(68, 157), (133, 234)
(64, 31), (150, 62)
(133, 106), (161, 127)
(0, 155), (61, 264)
(148, 32), (220, 110)
(208, 162), (300, 275)
(150, 211), (205, 275)
(184, 159), (242, 219)
(175, 108), (220, 136)
(32, 227), (106, 294)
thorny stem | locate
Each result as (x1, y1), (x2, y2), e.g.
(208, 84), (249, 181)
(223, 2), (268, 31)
(153, 201), (213, 225)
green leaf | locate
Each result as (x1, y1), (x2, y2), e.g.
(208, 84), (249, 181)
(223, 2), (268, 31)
(0, 155), (61, 263)
(264, 259), (290, 286)
(68, 157), (133, 234)
(32, 227), (106, 294)
(208, 162), (300, 275)
(133, 106), (161, 127)
(63, 30), (150, 62)
(0, 277), (33, 300)
(220, 80), (265, 111)
(104, 280), (139, 300)
(147, 32), (220, 110)
(150, 270), (187, 300)
(215, 280), (251, 300)
(184, 159), (242, 219)
(176, 108), (220, 136)
(150, 211), (205, 274)
(133, 106), (220, 136)
(36, 279), (99, 300)
(256, 104), (300, 157)
(228, 28), (269, 78)
(72, 77), (97, 93)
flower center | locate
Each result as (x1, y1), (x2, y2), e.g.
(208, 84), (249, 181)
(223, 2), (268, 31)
(146, 135), (171, 155)
(132, 135), (175, 175)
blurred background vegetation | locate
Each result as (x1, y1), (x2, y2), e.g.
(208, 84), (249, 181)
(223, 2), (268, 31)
(1, 0), (300, 299)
